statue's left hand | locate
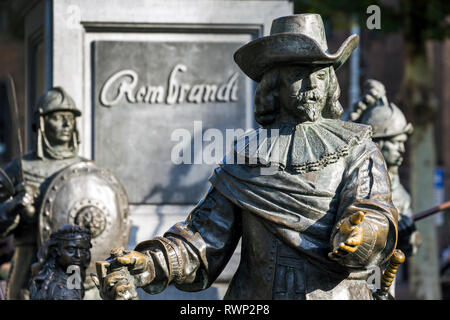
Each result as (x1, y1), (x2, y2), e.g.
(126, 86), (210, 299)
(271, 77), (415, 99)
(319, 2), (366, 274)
(328, 211), (365, 261)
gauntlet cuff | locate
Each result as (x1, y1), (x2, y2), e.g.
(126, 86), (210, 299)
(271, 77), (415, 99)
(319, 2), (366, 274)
(151, 237), (185, 284)
(135, 236), (185, 286)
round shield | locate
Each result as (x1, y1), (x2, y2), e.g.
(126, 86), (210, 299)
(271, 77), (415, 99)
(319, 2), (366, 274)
(39, 160), (131, 290)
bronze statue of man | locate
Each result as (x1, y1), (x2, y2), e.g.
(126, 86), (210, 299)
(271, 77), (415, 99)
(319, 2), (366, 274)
(351, 79), (421, 257)
(29, 224), (92, 300)
(94, 14), (398, 300)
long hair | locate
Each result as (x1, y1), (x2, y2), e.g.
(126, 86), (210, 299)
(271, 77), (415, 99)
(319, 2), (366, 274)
(254, 65), (343, 126)
(29, 225), (91, 299)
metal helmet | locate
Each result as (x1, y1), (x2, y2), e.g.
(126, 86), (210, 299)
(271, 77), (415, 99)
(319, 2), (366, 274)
(34, 87), (82, 159)
(358, 102), (413, 139)
(35, 87), (82, 117)
(353, 79), (413, 139)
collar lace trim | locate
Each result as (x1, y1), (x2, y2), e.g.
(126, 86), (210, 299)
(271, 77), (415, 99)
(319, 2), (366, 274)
(233, 119), (372, 173)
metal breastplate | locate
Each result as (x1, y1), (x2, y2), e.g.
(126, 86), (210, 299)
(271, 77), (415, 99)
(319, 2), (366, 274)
(10, 155), (84, 245)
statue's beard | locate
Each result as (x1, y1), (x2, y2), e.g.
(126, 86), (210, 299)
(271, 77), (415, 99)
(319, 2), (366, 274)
(294, 89), (325, 122)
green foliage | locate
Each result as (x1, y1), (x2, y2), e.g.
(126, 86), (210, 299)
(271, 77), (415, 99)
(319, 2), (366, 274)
(294, 0), (449, 43)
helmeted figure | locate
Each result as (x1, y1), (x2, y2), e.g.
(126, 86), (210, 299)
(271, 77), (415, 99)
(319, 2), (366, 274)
(0, 87), (130, 300)
(29, 224), (92, 300)
(351, 79), (421, 258)
(94, 14), (398, 300)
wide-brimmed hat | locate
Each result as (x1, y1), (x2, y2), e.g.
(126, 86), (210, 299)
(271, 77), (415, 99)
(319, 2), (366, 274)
(234, 14), (359, 82)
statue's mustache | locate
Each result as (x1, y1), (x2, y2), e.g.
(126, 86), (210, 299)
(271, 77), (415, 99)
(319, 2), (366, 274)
(291, 89), (324, 103)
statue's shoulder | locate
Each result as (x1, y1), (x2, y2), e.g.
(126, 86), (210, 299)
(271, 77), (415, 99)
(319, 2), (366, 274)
(31, 269), (82, 300)
(47, 282), (82, 300)
(322, 119), (376, 157)
(336, 120), (385, 167)
(21, 154), (85, 179)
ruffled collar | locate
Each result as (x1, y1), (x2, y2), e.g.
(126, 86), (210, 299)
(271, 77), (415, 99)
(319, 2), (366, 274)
(232, 118), (372, 173)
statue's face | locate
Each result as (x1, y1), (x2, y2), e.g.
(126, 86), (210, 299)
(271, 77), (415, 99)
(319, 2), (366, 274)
(44, 111), (76, 146)
(55, 238), (91, 271)
(278, 65), (329, 122)
(379, 133), (408, 167)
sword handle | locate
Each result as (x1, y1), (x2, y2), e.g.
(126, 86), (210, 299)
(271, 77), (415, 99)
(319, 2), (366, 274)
(380, 249), (405, 294)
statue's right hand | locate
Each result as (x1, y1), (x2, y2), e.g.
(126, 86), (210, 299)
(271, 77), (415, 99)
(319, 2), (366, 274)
(110, 248), (155, 287)
(92, 266), (139, 300)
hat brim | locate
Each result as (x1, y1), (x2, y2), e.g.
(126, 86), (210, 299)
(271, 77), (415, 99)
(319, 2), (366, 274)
(234, 33), (359, 82)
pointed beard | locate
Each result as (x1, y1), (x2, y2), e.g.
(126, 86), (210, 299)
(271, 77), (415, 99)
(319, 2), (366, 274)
(295, 89), (325, 122)
(300, 103), (321, 122)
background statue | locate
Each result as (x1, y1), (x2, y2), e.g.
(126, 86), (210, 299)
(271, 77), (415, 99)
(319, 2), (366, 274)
(0, 87), (130, 300)
(29, 224), (92, 300)
(94, 14), (398, 300)
(351, 79), (421, 258)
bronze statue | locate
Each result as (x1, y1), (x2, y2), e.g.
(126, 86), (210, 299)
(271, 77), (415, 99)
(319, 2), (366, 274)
(351, 79), (421, 258)
(94, 14), (398, 300)
(29, 224), (92, 300)
(0, 87), (130, 299)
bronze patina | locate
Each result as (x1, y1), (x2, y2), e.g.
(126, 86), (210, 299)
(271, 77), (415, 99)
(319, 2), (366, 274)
(94, 14), (398, 300)
(0, 87), (130, 299)
(352, 79), (421, 258)
(29, 224), (92, 300)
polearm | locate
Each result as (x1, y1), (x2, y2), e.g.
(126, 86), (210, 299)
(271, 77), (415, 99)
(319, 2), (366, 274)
(412, 200), (450, 222)
(3, 74), (35, 217)
(372, 199), (450, 299)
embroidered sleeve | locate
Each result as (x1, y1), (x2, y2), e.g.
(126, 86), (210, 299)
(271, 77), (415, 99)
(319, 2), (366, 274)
(134, 186), (241, 294)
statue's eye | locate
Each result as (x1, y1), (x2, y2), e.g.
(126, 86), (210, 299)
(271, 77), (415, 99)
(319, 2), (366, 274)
(65, 247), (76, 254)
(317, 72), (326, 80)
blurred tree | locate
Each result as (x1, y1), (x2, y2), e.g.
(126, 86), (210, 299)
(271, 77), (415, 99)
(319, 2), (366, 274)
(295, 0), (450, 300)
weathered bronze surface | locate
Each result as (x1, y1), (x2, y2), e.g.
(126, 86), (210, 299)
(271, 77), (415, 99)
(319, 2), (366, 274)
(0, 87), (130, 299)
(95, 14), (398, 300)
(29, 225), (92, 300)
(351, 79), (421, 258)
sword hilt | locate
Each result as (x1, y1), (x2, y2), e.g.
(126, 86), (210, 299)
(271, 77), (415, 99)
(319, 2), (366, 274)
(374, 249), (405, 299)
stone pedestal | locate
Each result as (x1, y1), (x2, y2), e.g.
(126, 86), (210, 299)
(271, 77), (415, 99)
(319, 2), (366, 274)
(22, 0), (293, 299)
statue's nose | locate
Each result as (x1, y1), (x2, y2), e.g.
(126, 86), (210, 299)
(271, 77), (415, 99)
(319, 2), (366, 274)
(304, 74), (318, 90)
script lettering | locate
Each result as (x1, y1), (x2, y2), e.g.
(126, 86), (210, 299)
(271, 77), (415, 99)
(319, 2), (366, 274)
(99, 64), (239, 107)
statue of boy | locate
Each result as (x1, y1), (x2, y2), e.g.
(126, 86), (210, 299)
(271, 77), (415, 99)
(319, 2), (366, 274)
(29, 224), (92, 300)
(94, 14), (398, 300)
(0, 87), (84, 299)
(351, 79), (421, 257)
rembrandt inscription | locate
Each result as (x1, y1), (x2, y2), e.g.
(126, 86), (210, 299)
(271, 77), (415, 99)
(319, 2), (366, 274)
(93, 41), (251, 204)
(100, 64), (239, 107)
